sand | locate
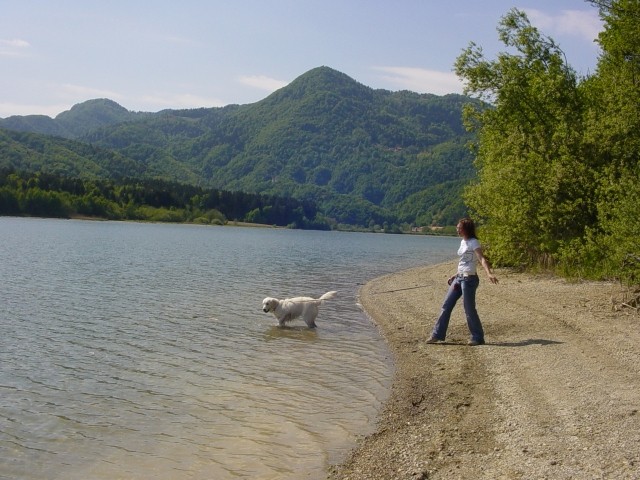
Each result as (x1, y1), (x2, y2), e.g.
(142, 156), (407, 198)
(328, 261), (640, 479)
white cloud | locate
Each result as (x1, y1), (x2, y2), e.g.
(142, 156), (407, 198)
(372, 66), (463, 95)
(238, 75), (289, 92)
(0, 38), (31, 57)
(524, 9), (603, 42)
(137, 92), (227, 111)
(0, 90), (226, 118)
(0, 83), (125, 117)
(60, 83), (124, 101)
(2, 38), (30, 48)
(60, 83), (226, 111)
(0, 102), (69, 118)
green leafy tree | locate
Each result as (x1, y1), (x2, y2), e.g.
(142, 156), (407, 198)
(581, 0), (640, 282)
(0, 187), (20, 214)
(0, 169), (330, 229)
(23, 188), (70, 217)
(455, 9), (595, 267)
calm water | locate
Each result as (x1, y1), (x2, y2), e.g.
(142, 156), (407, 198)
(0, 218), (457, 479)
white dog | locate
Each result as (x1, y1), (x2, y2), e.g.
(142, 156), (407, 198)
(262, 291), (337, 328)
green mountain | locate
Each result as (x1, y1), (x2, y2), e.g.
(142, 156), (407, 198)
(0, 99), (151, 139)
(0, 128), (143, 179)
(0, 114), (67, 137)
(0, 66), (480, 227)
(55, 99), (153, 137)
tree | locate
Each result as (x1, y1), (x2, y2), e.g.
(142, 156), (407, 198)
(455, 8), (595, 267)
(582, 0), (640, 281)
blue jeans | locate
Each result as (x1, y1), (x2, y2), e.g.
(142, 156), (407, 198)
(431, 275), (484, 342)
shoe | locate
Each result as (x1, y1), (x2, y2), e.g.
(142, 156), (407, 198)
(426, 336), (442, 344)
(467, 339), (485, 346)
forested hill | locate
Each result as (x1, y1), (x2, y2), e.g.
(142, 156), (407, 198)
(0, 66), (481, 227)
(0, 99), (152, 138)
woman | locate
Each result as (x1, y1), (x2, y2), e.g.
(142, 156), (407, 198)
(427, 218), (498, 346)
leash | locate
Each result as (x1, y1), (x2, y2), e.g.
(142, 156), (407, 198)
(372, 284), (431, 295)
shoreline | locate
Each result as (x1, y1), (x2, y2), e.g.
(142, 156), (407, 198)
(329, 261), (640, 479)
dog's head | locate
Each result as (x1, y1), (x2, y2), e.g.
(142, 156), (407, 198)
(262, 297), (279, 313)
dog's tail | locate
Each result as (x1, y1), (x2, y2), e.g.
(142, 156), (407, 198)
(319, 291), (337, 302)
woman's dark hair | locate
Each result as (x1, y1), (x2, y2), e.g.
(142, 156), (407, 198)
(458, 217), (477, 239)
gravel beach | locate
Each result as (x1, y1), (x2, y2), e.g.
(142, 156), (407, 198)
(328, 260), (640, 479)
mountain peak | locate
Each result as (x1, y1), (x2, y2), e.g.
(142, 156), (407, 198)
(56, 98), (130, 119)
(53, 99), (148, 138)
(263, 66), (373, 104)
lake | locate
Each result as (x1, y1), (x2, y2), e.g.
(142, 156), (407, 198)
(0, 217), (457, 479)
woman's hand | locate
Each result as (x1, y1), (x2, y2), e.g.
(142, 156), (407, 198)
(475, 247), (499, 284)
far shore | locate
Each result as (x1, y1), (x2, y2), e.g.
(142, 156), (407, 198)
(34, 213), (457, 235)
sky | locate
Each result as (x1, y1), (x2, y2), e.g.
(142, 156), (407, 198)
(0, 1), (603, 119)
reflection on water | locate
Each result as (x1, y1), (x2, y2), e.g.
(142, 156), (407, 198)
(263, 324), (320, 340)
(0, 218), (456, 479)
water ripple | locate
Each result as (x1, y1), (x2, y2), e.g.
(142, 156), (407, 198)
(0, 218), (456, 479)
